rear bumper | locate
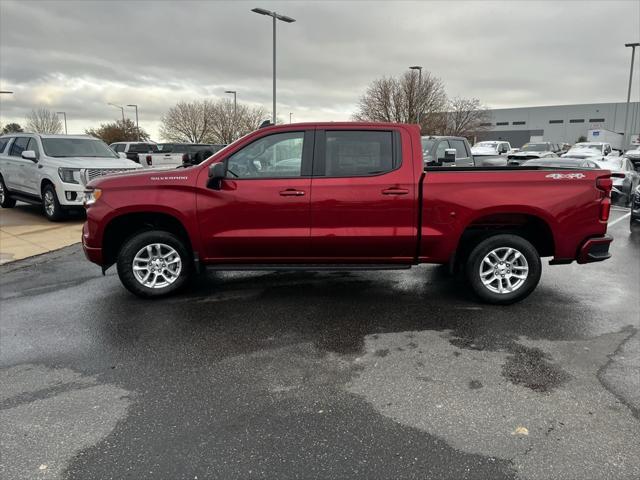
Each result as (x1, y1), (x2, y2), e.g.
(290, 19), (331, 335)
(576, 235), (613, 264)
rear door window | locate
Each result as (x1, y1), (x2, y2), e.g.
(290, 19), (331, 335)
(9, 137), (29, 157)
(316, 130), (395, 177)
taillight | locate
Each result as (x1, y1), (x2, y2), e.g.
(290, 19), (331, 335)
(146, 154), (152, 166)
(600, 197), (611, 222)
(596, 177), (612, 194)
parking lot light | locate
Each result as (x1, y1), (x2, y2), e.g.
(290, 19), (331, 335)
(624, 43), (640, 149)
(409, 66), (423, 126)
(126, 104), (140, 141)
(108, 103), (125, 124)
(251, 7), (296, 124)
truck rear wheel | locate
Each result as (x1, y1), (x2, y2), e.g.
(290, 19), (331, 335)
(0, 176), (16, 208)
(117, 230), (192, 298)
(466, 234), (541, 305)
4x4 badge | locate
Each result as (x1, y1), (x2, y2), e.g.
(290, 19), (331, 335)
(545, 173), (586, 179)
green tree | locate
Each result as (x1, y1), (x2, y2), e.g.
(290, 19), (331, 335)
(1, 122), (23, 134)
(85, 118), (150, 145)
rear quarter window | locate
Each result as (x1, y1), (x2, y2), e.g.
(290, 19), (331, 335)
(321, 130), (395, 177)
(0, 137), (10, 154)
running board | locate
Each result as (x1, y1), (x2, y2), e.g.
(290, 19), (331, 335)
(9, 192), (42, 205)
(206, 264), (412, 272)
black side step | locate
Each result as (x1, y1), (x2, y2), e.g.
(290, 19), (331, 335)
(8, 192), (42, 205)
(206, 264), (412, 272)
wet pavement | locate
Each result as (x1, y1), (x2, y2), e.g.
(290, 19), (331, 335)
(1, 207), (638, 480)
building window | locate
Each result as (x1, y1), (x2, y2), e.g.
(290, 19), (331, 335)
(569, 119), (584, 123)
(512, 121), (526, 125)
(480, 122), (492, 127)
(496, 122), (508, 126)
(589, 118), (605, 123)
(549, 120), (564, 124)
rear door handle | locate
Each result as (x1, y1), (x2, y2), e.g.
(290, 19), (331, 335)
(382, 188), (409, 195)
(279, 189), (305, 197)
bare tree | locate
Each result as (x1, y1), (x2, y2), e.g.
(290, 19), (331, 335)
(353, 70), (448, 133)
(25, 107), (63, 134)
(160, 100), (214, 143)
(160, 99), (268, 144)
(441, 97), (490, 138)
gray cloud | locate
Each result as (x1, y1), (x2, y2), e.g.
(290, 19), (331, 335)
(1, 0), (638, 140)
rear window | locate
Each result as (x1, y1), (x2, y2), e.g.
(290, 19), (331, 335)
(129, 143), (159, 153)
(318, 131), (394, 177)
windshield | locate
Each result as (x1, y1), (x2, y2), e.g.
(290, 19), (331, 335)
(571, 143), (602, 151)
(41, 138), (119, 158)
(520, 143), (549, 152)
(474, 142), (498, 148)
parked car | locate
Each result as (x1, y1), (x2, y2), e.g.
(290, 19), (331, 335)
(521, 158), (600, 169)
(594, 157), (640, 206)
(0, 134), (141, 220)
(152, 143), (227, 168)
(631, 184), (640, 231)
(562, 142), (613, 162)
(422, 136), (474, 167)
(82, 122), (613, 304)
(109, 142), (159, 167)
(623, 147), (640, 171)
(507, 142), (557, 164)
(471, 141), (512, 166)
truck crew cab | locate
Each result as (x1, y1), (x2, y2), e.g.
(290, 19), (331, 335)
(83, 122), (614, 304)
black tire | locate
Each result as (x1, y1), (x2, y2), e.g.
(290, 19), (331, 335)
(0, 175), (16, 208)
(465, 234), (542, 305)
(117, 230), (192, 298)
(41, 183), (65, 221)
(631, 214), (640, 232)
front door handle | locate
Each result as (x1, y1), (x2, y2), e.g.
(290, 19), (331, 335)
(279, 189), (305, 197)
(382, 188), (409, 195)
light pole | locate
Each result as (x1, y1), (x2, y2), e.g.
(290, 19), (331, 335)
(57, 111), (67, 134)
(251, 7), (295, 125)
(225, 90), (237, 118)
(289, 112), (293, 124)
(127, 104), (140, 141)
(623, 42), (639, 149)
(409, 65), (423, 127)
(108, 103), (125, 124)
(0, 91), (13, 94)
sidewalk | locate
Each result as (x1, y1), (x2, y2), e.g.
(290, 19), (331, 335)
(0, 203), (84, 265)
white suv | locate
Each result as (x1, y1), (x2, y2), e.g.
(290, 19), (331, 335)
(0, 133), (141, 221)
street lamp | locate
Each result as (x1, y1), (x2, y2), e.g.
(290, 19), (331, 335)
(251, 7), (296, 125)
(108, 103), (125, 124)
(57, 111), (67, 134)
(289, 112), (293, 124)
(126, 104), (140, 141)
(225, 90), (237, 118)
(623, 42), (639, 148)
(409, 65), (423, 126)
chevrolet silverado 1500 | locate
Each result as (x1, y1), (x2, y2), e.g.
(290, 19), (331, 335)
(83, 122), (614, 304)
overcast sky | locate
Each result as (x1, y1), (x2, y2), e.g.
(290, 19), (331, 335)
(1, 0), (639, 140)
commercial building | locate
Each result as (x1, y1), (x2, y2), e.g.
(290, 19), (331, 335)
(476, 102), (640, 147)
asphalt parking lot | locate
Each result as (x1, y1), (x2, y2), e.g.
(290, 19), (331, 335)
(0, 207), (638, 480)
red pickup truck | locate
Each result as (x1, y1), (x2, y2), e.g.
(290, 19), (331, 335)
(82, 122), (613, 304)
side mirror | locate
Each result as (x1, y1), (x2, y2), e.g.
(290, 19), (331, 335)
(443, 148), (456, 163)
(207, 161), (227, 189)
(21, 150), (37, 161)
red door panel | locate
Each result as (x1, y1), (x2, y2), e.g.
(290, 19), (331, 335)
(309, 128), (417, 262)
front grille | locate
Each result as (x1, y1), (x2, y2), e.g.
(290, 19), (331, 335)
(84, 168), (136, 183)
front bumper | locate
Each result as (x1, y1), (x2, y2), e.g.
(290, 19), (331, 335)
(82, 221), (103, 264)
(577, 235), (613, 264)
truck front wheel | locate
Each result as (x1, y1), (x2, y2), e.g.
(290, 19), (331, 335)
(466, 234), (541, 305)
(117, 230), (192, 298)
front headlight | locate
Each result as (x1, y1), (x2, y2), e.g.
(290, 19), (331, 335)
(58, 167), (81, 184)
(84, 188), (102, 206)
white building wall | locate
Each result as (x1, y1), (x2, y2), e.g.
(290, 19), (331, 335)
(481, 102), (640, 147)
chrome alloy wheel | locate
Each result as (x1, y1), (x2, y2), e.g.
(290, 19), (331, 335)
(479, 247), (529, 294)
(132, 243), (182, 289)
(43, 190), (56, 216)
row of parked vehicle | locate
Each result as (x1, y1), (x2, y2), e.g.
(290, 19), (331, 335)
(0, 133), (226, 221)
